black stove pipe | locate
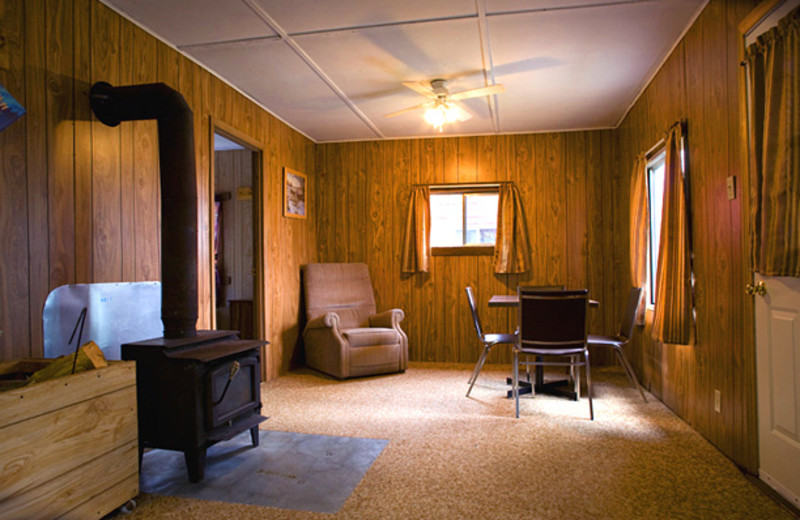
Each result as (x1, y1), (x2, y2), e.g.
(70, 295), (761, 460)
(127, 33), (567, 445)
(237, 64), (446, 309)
(90, 81), (198, 339)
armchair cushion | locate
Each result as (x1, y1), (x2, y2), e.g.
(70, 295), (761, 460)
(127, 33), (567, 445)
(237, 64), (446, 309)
(305, 263), (376, 328)
(369, 309), (405, 329)
(343, 328), (400, 348)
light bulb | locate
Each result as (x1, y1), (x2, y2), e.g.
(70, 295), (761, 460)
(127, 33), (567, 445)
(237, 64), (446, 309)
(424, 103), (458, 132)
(424, 105), (447, 132)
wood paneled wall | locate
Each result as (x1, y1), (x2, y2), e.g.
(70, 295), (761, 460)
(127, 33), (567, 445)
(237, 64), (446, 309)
(616, 0), (759, 470)
(0, 0), (316, 380)
(315, 133), (623, 366)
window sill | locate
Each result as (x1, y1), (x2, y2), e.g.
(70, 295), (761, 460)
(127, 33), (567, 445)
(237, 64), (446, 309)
(432, 245), (495, 256)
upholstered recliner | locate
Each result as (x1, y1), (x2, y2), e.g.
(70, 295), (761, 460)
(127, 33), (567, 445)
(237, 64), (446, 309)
(302, 263), (408, 379)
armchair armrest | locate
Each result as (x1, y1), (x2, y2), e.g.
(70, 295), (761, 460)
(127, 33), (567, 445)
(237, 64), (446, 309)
(369, 309), (405, 329)
(305, 311), (341, 331)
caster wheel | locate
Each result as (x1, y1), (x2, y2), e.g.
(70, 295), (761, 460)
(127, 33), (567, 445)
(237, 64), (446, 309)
(119, 499), (137, 514)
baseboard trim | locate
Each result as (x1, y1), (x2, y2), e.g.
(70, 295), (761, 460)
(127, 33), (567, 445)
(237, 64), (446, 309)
(742, 470), (800, 518)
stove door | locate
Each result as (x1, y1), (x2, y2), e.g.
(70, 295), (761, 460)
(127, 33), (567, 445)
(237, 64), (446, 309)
(205, 353), (260, 430)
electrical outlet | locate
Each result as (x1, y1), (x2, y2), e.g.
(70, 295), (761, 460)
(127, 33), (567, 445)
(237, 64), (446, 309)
(714, 390), (721, 413)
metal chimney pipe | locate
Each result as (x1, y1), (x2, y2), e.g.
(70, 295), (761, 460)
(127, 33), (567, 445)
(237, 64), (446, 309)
(90, 81), (198, 339)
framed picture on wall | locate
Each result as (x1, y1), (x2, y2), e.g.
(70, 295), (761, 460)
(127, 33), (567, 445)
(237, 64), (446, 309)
(283, 167), (307, 219)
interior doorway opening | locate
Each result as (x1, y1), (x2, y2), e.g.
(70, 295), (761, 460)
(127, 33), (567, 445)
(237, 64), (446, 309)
(212, 129), (262, 340)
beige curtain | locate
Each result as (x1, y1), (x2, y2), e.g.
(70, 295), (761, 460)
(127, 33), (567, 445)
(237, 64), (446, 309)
(652, 123), (693, 345)
(746, 6), (800, 277)
(629, 153), (649, 325)
(493, 183), (530, 274)
(401, 185), (431, 273)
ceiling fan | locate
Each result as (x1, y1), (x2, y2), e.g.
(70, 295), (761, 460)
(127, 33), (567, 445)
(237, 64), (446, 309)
(384, 79), (505, 131)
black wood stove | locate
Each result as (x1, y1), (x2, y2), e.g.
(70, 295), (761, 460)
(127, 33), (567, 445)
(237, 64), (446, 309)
(122, 331), (266, 482)
(91, 81), (267, 483)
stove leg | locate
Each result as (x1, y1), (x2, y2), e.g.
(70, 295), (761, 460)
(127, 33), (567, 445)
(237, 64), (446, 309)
(184, 447), (206, 483)
(250, 426), (260, 447)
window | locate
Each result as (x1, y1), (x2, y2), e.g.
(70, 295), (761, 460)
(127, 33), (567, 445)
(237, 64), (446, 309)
(645, 140), (685, 305)
(430, 186), (499, 255)
(646, 152), (666, 305)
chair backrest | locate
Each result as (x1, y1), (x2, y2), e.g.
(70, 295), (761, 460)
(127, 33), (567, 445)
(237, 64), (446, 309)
(517, 288), (588, 351)
(519, 285), (565, 291)
(618, 286), (644, 341)
(303, 263), (377, 328)
(465, 286), (484, 341)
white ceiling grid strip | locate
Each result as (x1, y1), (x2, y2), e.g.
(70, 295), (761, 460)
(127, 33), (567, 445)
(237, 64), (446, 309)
(475, 0), (500, 133)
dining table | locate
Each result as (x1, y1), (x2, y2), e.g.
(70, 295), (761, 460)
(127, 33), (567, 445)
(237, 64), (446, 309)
(488, 293), (599, 400)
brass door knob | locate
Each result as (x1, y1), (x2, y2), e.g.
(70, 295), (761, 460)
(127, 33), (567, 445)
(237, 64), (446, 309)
(745, 281), (767, 296)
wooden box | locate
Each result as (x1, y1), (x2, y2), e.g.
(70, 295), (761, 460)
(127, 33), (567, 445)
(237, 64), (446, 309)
(0, 360), (139, 520)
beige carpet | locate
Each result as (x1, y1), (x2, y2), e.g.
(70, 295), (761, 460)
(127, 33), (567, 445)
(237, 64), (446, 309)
(116, 363), (796, 519)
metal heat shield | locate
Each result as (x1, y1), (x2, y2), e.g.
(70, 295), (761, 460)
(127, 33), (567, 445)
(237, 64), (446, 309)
(43, 282), (163, 360)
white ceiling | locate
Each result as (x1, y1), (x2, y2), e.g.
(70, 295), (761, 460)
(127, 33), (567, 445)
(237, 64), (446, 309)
(101, 0), (708, 143)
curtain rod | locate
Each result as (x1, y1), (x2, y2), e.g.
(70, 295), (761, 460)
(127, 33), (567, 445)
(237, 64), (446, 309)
(644, 120), (685, 159)
(424, 182), (502, 189)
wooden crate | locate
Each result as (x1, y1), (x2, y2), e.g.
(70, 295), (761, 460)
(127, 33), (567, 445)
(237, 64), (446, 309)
(0, 361), (139, 520)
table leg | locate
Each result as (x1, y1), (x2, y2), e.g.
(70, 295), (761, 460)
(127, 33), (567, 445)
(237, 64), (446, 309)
(506, 358), (579, 400)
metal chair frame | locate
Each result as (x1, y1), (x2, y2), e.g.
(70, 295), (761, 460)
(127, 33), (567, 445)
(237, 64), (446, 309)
(465, 286), (516, 397)
(588, 286), (647, 402)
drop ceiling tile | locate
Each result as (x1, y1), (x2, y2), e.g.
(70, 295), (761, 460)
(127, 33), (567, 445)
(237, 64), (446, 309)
(252, 0), (477, 34)
(488, 0), (704, 132)
(103, 0), (276, 46)
(187, 39), (379, 142)
(293, 18), (495, 137)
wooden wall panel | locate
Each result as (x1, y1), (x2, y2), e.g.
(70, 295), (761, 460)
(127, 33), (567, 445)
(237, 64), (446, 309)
(615, 0), (760, 470)
(22, 0), (46, 356)
(73, 0), (94, 287)
(91, 2), (121, 284)
(0, 0), (316, 383)
(131, 26), (159, 282)
(1, 0), (31, 357)
(45, 0), (75, 291)
(727, 0), (757, 473)
(316, 132), (618, 366)
(119, 18), (135, 282)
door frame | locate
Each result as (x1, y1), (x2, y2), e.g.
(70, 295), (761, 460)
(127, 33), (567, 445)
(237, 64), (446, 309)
(209, 117), (266, 342)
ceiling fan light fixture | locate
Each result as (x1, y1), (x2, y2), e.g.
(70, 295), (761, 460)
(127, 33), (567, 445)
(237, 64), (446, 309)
(424, 102), (459, 132)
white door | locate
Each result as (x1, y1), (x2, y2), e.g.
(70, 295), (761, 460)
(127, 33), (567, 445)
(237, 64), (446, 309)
(755, 273), (800, 508)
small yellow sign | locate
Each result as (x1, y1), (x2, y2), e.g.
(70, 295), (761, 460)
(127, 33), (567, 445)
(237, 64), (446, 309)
(237, 186), (252, 200)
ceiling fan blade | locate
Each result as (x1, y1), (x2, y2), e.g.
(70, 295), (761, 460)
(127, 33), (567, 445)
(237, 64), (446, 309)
(402, 81), (437, 99)
(383, 101), (433, 118)
(449, 103), (473, 122)
(450, 84), (505, 101)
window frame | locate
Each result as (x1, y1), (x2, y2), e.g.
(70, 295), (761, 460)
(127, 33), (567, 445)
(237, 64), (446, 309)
(429, 184), (499, 257)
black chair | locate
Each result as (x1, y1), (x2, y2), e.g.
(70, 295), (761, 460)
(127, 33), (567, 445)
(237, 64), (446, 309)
(513, 288), (593, 419)
(588, 287), (647, 402)
(465, 286), (516, 397)
(519, 285), (565, 392)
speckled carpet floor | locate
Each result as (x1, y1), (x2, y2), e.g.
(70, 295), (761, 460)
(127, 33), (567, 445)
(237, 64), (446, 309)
(113, 363), (797, 519)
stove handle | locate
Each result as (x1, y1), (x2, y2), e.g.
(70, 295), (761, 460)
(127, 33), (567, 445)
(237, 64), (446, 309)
(212, 360), (241, 406)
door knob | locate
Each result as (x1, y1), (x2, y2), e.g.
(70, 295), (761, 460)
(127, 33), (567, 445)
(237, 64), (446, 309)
(745, 281), (767, 296)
